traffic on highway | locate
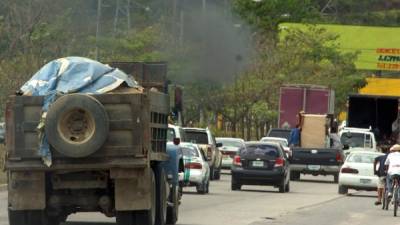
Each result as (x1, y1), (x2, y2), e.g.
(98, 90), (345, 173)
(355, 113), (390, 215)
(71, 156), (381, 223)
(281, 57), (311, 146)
(3, 1), (400, 225)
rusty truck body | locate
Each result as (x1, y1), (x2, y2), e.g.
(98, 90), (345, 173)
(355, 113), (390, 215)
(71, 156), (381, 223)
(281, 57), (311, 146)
(5, 62), (179, 225)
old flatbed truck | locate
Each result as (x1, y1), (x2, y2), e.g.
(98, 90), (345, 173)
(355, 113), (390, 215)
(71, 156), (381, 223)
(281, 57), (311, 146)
(5, 62), (180, 225)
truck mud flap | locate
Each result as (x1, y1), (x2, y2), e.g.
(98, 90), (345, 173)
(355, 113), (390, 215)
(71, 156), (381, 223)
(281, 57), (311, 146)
(112, 168), (152, 211)
(8, 171), (45, 210)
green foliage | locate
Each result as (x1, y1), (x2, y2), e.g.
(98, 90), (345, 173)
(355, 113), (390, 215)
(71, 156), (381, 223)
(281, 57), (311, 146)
(233, 0), (320, 30)
(211, 25), (365, 138)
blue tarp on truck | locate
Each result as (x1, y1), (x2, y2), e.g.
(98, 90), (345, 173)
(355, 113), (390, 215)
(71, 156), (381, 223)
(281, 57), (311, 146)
(19, 57), (140, 166)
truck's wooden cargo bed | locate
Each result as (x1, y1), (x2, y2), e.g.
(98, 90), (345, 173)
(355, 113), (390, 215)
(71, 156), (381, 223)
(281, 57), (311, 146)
(6, 91), (169, 171)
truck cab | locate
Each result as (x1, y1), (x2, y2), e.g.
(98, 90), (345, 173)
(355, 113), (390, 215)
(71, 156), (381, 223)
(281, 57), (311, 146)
(339, 127), (377, 154)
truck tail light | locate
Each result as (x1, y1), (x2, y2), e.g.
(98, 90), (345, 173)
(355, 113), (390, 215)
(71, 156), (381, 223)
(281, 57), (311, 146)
(274, 157), (284, 167)
(233, 155), (242, 166)
(336, 152), (343, 163)
(185, 162), (202, 170)
(341, 167), (358, 174)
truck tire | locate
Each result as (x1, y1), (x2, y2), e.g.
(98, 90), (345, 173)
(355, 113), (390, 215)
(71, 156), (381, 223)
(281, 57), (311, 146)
(8, 210), (48, 225)
(116, 170), (156, 225)
(290, 172), (300, 181)
(205, 179), (210, 193)
(279, 178), (286, 193)
(285, 181), (290, 192)
(209, 166), (215, 181)
(154, 165), (167, 225)
(166, 185), (179, 225)
(214, 163), (221, 180)
(45, 94), (109, 158)
(215, 158), (222, 180)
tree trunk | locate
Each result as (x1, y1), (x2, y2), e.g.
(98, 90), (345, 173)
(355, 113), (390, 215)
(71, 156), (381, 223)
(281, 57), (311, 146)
(246, 114), (251, 141)
(255, 120), (259, 140)
(232, 120), (237, 138)
(241, 116), (245, 140)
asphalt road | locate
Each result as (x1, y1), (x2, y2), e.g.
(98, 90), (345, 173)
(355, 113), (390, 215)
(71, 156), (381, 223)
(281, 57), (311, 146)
(0, 171), (399, 225)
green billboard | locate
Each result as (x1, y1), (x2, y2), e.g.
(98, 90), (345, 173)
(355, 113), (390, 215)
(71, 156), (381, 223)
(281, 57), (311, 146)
(279, 23), (400, 71)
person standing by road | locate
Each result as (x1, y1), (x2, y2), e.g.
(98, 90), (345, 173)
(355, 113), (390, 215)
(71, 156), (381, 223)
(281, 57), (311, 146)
(374, 148), (389, 205)
(384, 144), (400, 197)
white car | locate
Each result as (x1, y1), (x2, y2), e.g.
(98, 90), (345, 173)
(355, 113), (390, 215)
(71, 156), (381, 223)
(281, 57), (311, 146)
(168, 124), (186, 144)
(260, 137), (291, 158)
(179, 143), (210, 194)
(216, 137), (245, 169)
(338, 150), (384, 194)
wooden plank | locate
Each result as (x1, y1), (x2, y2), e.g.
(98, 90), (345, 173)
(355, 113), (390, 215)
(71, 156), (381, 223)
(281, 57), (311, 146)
(129, 95), (145, 155)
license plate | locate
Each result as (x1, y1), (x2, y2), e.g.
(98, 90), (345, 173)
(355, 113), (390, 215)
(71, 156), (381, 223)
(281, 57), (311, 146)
(223, 155), (230, 159)
(360, 179), (371, 184)
(307, 165), (321, 171)
(252, 161), (264, 167)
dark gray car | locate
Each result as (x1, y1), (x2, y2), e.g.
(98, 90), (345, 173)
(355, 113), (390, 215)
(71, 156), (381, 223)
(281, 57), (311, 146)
(231, 141), (290, 193)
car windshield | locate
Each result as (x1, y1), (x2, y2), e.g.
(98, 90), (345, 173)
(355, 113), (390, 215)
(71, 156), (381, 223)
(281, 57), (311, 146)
(340, 132), (366, 148)
(185, 131), (208, 144)
(217, 139), (244, 148)
(347, 153), (379, 164)
(241, 144), (280, 158)
(167, 128), (175, 142)
(261, 138), (288, 147)
(181, 147), (199, 158)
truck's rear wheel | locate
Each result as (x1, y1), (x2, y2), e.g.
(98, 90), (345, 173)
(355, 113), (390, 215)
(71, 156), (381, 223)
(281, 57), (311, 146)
(8, 210), (52, 225)
(154, 165), (167, 225)
(46, 94), (109, 158)
(166, 185), (179, 225)
(290, 172), (300, 181)
(209, 166), (215, 180)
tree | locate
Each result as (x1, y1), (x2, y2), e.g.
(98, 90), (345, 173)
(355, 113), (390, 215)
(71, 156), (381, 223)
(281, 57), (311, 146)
(233, 0), (320, 31)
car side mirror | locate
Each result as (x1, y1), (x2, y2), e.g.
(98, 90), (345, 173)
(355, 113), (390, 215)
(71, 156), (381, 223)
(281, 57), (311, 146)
(343, 144), (349, 150)
(216, 143), (223, 148)
(173, 138), (181, 146)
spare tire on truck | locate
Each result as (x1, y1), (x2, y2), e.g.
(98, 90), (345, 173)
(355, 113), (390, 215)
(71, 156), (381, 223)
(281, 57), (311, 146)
(45, 94), (109, 158)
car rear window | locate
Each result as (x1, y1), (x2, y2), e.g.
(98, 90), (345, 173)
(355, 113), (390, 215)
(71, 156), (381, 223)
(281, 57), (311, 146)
(181, 147), (199, 158)
(261, 138), (288, 147)
(217, 139), (244, 148)
(241, 144), (281, 158)
(347, 153), (378, 164)
(185, 131), (208, 144)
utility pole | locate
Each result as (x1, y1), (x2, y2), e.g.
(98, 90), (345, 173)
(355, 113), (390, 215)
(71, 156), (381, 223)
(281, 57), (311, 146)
(127, 0), (131, 30)
(113, 0), (120, 35)
(179, 10), (184, 46)
(95, 0), (102, 60)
